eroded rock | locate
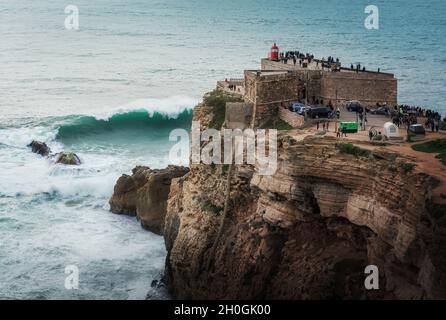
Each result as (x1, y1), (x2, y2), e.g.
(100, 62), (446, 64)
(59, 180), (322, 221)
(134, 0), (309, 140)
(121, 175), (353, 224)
(28, 140), (51, 157)
(28, 140), (81, 166)
(55, 152), (82, 165)
(164, 131), (446, 299)
(110, 165), (189, 235)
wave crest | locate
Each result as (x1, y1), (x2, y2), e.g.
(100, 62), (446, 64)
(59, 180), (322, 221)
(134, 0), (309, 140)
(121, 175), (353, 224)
(56, 109), (193, 141)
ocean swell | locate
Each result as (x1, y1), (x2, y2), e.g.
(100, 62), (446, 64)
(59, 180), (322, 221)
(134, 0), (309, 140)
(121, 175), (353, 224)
(56, 109), (193, 141)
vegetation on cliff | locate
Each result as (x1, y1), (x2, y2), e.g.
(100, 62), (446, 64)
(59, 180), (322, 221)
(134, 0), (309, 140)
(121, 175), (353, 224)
(204, 89), (243, 129)
(199, 198), (223, 215)
(399, 161), (416, 173)
(335, 142), (371, 158)
(260, 119), (293, 130)
(412, 139), (446, 166)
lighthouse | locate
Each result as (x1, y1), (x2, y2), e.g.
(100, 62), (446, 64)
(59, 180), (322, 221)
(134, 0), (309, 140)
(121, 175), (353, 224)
(270, 43), (279, 61)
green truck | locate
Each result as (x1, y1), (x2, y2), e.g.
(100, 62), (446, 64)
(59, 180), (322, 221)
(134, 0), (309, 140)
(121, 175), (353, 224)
(339, 121), (359, 133)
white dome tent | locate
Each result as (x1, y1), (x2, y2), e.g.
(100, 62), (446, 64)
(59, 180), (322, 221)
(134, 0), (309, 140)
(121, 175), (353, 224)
(383, 122), (400, 140)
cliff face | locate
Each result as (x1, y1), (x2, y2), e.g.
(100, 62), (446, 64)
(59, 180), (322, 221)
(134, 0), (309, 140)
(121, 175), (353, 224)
(110, 165), (189, 235)
(163, 109), (446, 299)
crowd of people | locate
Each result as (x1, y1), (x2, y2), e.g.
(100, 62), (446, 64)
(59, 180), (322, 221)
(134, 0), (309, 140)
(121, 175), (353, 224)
(391, 105), (444, 132)
(312, 101), (445, 135)
(350, 63), (368, 72)
(278, 50), (341, 70)
(279, 50), (314, 66)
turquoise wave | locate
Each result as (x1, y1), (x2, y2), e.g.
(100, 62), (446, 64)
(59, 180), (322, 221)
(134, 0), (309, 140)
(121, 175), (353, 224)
(55, 109), (193, 142)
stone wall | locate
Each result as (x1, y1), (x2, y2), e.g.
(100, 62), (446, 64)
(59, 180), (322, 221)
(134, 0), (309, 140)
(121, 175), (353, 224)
(225, 102), (252, 129)
(244, 70), (301, 127)
(279, 107), (305, 128)
(261, 58), (398, 107)
(244, 71), (300, 105)
(320, 72), (397, 107)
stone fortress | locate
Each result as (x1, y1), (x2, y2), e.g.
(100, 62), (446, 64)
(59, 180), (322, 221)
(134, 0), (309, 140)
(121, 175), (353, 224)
(219, 44), (398, 128)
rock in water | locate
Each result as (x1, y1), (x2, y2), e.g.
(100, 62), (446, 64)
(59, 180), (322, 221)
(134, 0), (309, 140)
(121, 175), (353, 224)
(28, 140), (51, 157)
(109, 165), (189, 235)
(55, 152), (82, 165)
(109, 166), (151, 215)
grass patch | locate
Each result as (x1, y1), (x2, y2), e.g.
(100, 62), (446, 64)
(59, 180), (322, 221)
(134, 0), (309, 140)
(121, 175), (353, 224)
(335, 142), (371, 158)
(412, 139), (446, 167)
(399, 161), (416, 173)
(261, 119), (293, 130)
(412, 139), (446, 153)
(204, 89), (243, 130)
(200, 199), (223, 215)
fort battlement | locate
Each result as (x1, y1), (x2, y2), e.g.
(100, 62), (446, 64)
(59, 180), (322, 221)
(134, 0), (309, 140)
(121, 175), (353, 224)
(260, 58), (397, 107)
(221, 54), (399, 129)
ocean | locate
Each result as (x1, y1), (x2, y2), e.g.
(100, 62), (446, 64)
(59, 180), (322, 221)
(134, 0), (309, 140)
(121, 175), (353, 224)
(0, 0), (445, 299)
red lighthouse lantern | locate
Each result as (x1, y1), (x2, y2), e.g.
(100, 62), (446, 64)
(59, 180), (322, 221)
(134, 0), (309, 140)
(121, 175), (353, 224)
(270, 43), (279, 61)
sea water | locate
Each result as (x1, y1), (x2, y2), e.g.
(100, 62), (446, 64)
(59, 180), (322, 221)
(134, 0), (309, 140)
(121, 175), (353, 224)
(0, 0), (445, 299)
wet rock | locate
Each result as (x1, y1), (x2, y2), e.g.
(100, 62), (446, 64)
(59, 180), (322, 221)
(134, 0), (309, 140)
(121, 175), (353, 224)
(109, 165), (189, 235)
(28, 140), (51, 157)
(55, 152), (82, 165)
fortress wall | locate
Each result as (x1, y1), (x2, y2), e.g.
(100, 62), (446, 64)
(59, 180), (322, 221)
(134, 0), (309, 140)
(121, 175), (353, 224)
(279, 107), (305, 128)
(261, 58), (302, 71)
(244, 72), (257, 104)
(244, 71), (301, 127)
(320, 72), (397, 107)
(225, 102), (252, 129)
(261, 58), (398, 107)
(255, 73), (300, 105)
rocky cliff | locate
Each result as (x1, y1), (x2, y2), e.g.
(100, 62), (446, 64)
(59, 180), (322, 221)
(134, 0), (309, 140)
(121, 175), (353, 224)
(162, 106), (446, 299)
(110, 165), (189, 235)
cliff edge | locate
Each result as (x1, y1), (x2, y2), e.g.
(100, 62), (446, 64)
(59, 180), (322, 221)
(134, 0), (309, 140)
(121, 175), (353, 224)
(162, 104), (446, 299)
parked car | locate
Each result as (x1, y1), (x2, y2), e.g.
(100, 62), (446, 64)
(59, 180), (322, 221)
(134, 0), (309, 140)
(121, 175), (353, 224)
(407, 124), (426, 141)
(307, 106), (333, 119)
(290, 102), (310, 115)
(290, 102), (304, 112)
(370, 107), (390, 115)
(346, 101), (370, 113)
(408, 124), (426, 135)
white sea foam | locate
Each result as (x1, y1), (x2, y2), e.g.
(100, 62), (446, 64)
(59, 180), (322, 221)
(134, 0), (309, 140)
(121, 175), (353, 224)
(93, 96), (198, 121)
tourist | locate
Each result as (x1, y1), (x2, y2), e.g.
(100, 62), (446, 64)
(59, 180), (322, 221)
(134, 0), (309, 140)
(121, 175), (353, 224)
(316, 121), (319, 130)
(369, 129), (373, 141)
(342, 126), (347, 137)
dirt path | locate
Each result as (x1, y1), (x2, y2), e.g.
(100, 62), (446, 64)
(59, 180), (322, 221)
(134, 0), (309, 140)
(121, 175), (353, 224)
(386, 135), (446, 204)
